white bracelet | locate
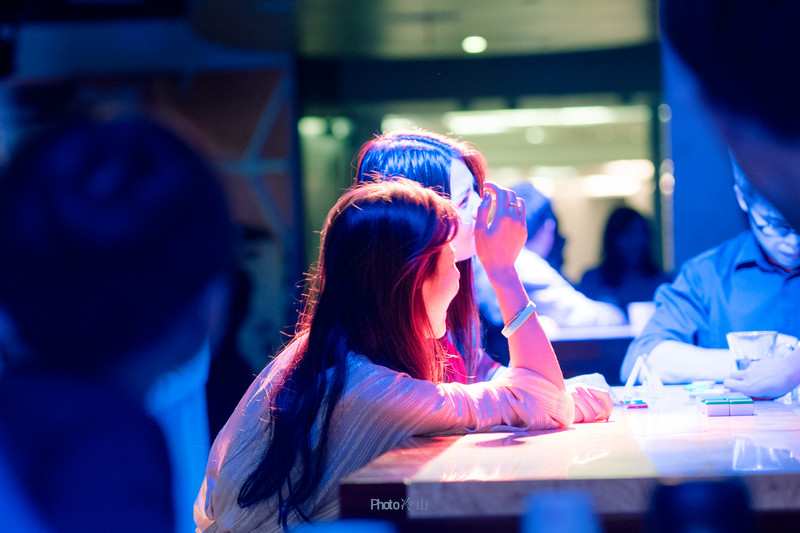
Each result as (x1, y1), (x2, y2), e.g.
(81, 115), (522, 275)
(501, 300), (537, 338)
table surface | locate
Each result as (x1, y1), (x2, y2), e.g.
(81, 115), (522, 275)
(339, 386), (800, 522)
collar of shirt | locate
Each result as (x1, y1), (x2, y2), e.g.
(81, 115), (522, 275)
(734, 231), (800, 276)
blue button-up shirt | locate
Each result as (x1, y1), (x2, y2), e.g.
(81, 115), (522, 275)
(623, 231), (800, 381)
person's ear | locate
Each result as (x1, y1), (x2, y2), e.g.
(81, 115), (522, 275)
(733, 184), (749, 213)
(541, 217), (556, 234)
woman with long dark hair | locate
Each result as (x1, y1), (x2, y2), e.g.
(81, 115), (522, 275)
(195, 178), (611, 532)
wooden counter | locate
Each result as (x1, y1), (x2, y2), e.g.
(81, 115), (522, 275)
(340, 386), (800, 532)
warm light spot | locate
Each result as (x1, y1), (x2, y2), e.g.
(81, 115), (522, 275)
(582, 174), (643, 198)
(330, 117), (352, 139)
(381, 117), (415, 132)
(525, 126), (546, 145)
(660, 172), (676, 195)
(298, 116), (326, 136)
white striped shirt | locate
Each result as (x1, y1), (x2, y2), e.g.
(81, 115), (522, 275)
(194, 339), (574, 533)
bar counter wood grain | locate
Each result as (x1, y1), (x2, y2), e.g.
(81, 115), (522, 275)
(340, 386), (800, 532)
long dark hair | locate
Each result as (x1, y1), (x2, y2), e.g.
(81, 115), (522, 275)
(354, 130), (486, 376)
(237, 178), (458, 528)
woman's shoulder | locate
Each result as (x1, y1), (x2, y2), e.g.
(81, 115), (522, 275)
(342, 352), (440, 401)
(344, 351), (412, 382)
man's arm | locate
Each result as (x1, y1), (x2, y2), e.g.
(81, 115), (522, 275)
(647, 341), (736, 383)
(621, 259), (725, 383)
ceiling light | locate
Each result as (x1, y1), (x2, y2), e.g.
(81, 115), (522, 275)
(462, 36), (487, 54)
(582, 174), (643, 198)
(446, 115), (508, 135)
(525, 126), (546, 145)
(600, 159), (654, 180)
(381, 117), (416, 132)
(330, 117), (352, 139)
(444, 105), (649, 135)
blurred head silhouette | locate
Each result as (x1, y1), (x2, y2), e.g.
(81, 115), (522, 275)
(510, 181), (564, 270)
(648, 479), (753, 533)
(662, 0), (800, 231)
(600, 207), (660, 284)
(0, 117), (233, 387)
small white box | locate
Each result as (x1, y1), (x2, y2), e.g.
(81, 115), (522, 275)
(701, 400), (730, 416)
(727, 393), (755, 416)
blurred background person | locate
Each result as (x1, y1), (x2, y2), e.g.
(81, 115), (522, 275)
(514, 181), (566, 275)
(205, 268), (257, 443)
(578, 207), (671, 316)
(0, 427), (54, 533)
(475, 181), (626, 354)
(0, 117), (233, 532)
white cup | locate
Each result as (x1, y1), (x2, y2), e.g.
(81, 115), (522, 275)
(726, 331), (797, 370)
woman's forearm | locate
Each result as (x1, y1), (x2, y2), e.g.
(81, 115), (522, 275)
(487, 265), (565, 390)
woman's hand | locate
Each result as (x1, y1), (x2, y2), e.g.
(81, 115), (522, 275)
(474, 182), (564, 390)
(568, 384), (613, 423)
(474, 182), (527, 281)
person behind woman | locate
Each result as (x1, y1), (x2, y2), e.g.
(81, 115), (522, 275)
(355, 130), (625, 370)
(355, 130), (489, 381)
(578, 207), (671, 313)
(195, 178), (612, 532)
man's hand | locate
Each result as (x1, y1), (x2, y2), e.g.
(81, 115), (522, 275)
(724, 350), (800, 399)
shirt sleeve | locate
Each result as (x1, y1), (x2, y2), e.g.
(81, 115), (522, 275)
(341, 357), (575, 439)
(517, 256), (626, 328)
(194, 350), (574, 532)
(621, 260), (710, 381)
(474, 252), (626, 328)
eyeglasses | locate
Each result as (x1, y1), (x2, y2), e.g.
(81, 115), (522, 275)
(748, 208), (798, 238)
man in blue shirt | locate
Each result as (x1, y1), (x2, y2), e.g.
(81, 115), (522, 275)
(621, 159), (800, 396)
(658, 0), (800, 399)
